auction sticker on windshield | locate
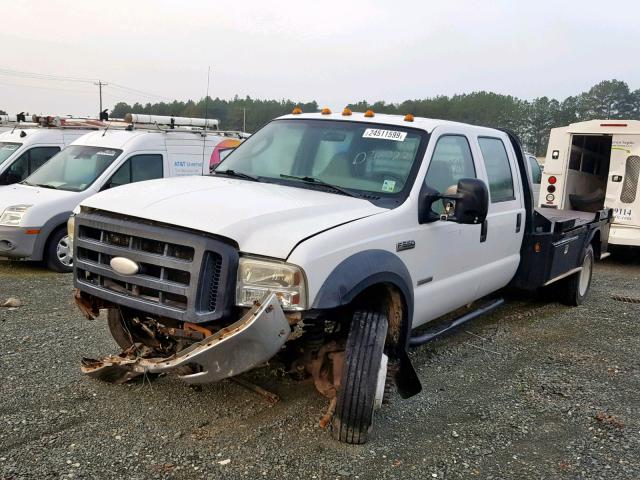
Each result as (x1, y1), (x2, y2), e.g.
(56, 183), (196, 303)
(362, 128), (407, 142)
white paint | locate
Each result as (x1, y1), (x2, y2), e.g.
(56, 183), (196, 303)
(79, 113), (527, 329)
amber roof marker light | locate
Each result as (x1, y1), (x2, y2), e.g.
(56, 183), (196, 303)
(342, 107), (352, 116)
(292, 107), (302, 115)
(364, 110), (375, 118)
(321, 107), (332, 115)
(404, 114), (414, 122)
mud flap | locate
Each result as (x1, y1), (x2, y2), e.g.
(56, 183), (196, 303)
(395, 348), (422, 399)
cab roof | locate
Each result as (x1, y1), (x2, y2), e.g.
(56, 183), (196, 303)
(276, 111), (497, 134)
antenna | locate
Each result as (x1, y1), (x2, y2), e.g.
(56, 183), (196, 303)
(202, 66), (211, 167)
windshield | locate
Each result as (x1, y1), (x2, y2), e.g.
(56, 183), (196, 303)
(0, 142), (22, 164)
(216, 119), (426, 197)
(24, 145), (123, 192)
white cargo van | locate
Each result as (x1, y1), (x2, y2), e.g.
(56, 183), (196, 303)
(540, 120), (640, 247)
(0, 118), (101, 185)
(0, 115), (245, 272)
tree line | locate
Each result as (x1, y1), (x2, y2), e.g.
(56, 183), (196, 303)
(3, 80), (637, 156)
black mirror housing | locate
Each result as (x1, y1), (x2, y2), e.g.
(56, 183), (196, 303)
(419, 178), (489, 225)
(448, 178), (489, 224)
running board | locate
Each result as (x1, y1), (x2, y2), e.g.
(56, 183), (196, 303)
(408, 298), (505, 347)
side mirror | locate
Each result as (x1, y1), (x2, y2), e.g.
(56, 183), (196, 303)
(449, 178), (489, 224)
(419, 178), (489, 225)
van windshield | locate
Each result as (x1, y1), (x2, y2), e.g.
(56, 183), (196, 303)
(215, 119), (426, 197)
(0, 142), (22, 163)
(24, 145), (123, 192)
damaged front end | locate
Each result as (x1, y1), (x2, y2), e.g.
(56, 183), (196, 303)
(80, 293), (290, 384)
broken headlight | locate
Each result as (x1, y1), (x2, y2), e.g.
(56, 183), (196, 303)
(0, 205), (32, 226)
(236, 257), (307, 311)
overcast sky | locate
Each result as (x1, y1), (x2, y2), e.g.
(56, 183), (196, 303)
(2, 0), (639, 117)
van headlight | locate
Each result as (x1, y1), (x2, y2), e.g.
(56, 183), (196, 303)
(0, 205), (32, 226)
(236, 257), (307, 311)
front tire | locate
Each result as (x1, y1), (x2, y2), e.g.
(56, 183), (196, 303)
(332, 310), (388, 444)
(559, 244), (594, 306)
(45, 227), (73, 273)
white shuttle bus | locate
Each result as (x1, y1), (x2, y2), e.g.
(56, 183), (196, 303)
(0, 115), (245, 272)
(540, 120), (640, 248)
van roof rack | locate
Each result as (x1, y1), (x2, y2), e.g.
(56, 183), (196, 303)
(124, 113), (219, 130)
(0, 114), (104, 130)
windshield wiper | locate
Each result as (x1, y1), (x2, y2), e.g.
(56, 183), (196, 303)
(279, 174), (359, 198)
(214, 169), (260, 182)
(21, 181), (57, 190)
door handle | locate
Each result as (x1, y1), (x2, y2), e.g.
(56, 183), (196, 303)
(516, 213), (522, 233)
(480, 220), (488, 243)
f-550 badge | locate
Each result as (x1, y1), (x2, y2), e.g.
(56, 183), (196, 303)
(396, 240), (416, 252)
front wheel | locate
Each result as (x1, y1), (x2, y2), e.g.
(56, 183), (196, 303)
(332, 310), (388, 444)
(45, 227), (73, 273)
(559, 244), (594, 306)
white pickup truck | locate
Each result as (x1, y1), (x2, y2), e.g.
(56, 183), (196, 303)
(72, 110), (612, 444)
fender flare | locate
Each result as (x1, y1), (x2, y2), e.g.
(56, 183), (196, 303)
(312, 249), (421, 398)
(32, 211), (72, 261)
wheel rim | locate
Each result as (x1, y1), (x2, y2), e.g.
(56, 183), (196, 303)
(56, 235), (73, 267)
(578, 253), (592, 296)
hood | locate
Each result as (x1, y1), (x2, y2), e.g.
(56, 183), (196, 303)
(81, 176), (386, 259)
(0, 183), (80, 226)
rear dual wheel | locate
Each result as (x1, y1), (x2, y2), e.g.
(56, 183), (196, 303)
(559, 244), (594, 306)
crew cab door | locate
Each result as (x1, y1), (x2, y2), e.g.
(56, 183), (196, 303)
(473, 134), (525, 290)
(606, 135), (640, 226)
(412, 130), (488, 327)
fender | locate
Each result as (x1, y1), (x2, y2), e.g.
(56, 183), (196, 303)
(312, 249), (421, 398)
(31, 211), (73, 261)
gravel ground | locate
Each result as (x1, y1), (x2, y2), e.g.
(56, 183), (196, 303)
(0, 253), (639, 480)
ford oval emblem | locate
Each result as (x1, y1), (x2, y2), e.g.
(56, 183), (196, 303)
(110, 257), (140, 276)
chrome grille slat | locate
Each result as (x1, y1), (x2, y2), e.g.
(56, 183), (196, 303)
(76, 259), (188, 295)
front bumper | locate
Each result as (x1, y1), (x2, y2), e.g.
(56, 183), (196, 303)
(0, 226), (40, 259)
(81, 293), (290, 384)
(609, 224), (640, 247)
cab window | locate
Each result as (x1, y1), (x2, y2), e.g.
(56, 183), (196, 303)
(0, 146), (60, 185)
(104, 154), (163, 189)
(424, 135), (476, 194)
(478, 137), (515, 202)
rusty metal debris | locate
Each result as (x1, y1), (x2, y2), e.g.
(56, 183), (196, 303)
(611, 294), (640, 304)
(230, 377), (279, 404)
(74, 289), (101, 319)
(81, 293), (290, 385)
(595, 412), (625, 428)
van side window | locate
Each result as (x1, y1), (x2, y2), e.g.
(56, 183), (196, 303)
(105, 154), (163, 189)
(424, 135), (476, 194)
(0, 146), (60, 184)
(478, 137), (515, 202)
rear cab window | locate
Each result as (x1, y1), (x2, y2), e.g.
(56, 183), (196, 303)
(478, 137), (515, 203)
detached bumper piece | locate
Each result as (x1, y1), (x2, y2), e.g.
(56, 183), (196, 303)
(81, 293), (290, 384)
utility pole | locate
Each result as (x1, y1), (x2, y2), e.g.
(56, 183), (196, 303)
(94, 80), (108, 118)
(242, 107), (247, 132)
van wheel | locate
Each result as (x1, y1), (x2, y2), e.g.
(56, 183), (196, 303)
(45, 227), (73, 273)
(332, 310), (388, 444)
(560, 245), (594, 306)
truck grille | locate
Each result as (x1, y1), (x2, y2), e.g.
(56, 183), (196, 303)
(74, 212), (238, 323)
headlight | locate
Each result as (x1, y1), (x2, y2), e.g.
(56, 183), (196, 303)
(67, 214), (76, 246)
(0, 205), (32, 226)
(236, 257), (307, 311)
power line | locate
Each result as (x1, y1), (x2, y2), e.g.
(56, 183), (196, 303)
(0, 80), (95, 94)
(0, 66), (173, 105)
